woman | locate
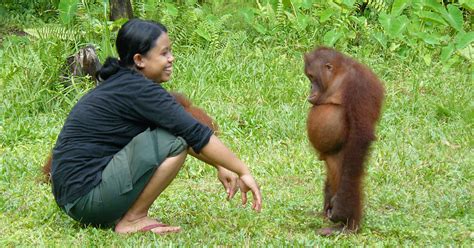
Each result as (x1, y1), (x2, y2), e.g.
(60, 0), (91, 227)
(51, 19), (262, 234)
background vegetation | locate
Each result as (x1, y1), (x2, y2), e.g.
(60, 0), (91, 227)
(0, 0), (472, 246)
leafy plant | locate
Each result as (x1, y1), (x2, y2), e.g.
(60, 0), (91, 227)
(378, 0), (471, 64)
(0, 1), (472, 246)
(23, 25), (76, 41)
(58, 0), (79, 26)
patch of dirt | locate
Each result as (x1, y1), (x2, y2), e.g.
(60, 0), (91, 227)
(0, 27), (28, 44)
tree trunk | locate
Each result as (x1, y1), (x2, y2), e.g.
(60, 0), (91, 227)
(109, 0), (133, 21)
(63, 45), (102, 86)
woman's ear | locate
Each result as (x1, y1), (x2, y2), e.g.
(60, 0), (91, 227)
(133, 54), (145, 69)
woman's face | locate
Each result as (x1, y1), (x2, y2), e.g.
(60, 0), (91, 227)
(134, 32), (174, 83)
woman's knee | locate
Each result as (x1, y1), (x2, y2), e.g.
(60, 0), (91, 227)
(167, 150), (187, 170)
(156, 149), (187, 173)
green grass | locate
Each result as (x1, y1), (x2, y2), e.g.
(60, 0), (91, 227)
(1, 11), (473, 247)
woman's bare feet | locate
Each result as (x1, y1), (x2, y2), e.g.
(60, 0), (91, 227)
(114, 216), (181, 234)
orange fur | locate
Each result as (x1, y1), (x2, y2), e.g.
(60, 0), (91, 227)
(305, 47), (384, 234)
(170, 92), (219, 133)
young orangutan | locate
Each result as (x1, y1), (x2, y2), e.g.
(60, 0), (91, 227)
(170, 92), (219, 133)
(304, 47), (384, 235)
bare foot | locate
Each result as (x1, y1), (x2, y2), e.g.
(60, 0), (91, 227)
(149, 224), (181, 234)
(114, 216), (181, 234)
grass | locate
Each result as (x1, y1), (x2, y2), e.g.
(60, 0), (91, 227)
(1, 9), (473, 247)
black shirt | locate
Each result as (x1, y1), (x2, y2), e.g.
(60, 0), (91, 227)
(51, 67), (213, 206)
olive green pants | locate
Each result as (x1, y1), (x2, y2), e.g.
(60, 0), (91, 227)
(62, 128), (187, 226)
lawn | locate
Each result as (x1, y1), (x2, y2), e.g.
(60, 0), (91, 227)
(0, 3), (473, 246)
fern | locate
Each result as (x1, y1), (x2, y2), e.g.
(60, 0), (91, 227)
(358, 0), (390, 13)
(133, 0), (162, 19)
(208, 23), (220, 49)
(172, 25), (187, 45)
(133, 1), (146, 19)
(76, 1), (88, 21)
(255, 0), (274, 21)
(212, 14), (232, 49)
(276, 0), (285, 26)
(24, 25), (76, 41)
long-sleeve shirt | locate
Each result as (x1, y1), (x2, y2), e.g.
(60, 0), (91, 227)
(52, 67), (213, 206)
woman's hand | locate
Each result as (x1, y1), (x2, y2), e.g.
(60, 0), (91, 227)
(199, 135), (262, 212)
(217, 166), (239, 200)
(238, 174), (262, 212)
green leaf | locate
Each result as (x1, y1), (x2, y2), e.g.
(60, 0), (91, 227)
(323, 30), (342, 47)
(444, 5), (464, 32)
(407, 17), (422, 34)
(294, 13), (310, 31)
(319, 8), (335, 23)
(454, 32), (474, 50)
(416, 32), (442, 45)
(301, 0), (314, 10)
(373, 32), (387, 49)
(240, 8), (255, 24)
(389, 42), (400, 51)
(341, 0), (356, 9)
(459, 0), (474, 11)
(440, 44), (455, 62)
(185, 0), (198, 5)
(164, 3), (179, 17)
(458, 44), (473, 60)
(58, 0), (79, 25)
(391, 0), (410, 16)
(422, 53), (432, 65)
(424, 0), (448, 16)
(415, 11), (448, 26)
(195, 27), (211, 41)
(253, 23), (268, 35)
(0, 5), (6, 17)
(347, 30), (356, 39)
(349, 16), (367, 26)
(379, 13), (409, 39)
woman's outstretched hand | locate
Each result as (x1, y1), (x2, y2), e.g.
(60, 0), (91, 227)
(238, 174), (262, 212)
(217, 166), (239, 200)
(199, 135), (262, 212)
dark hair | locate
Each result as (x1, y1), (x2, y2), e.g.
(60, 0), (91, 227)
(97, 19), (168, 81)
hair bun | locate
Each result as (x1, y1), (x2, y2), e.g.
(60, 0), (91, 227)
(96, 57), (121, 81)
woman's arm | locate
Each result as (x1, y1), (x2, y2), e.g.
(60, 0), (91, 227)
(198, 135), (250, 175)
(188, 148), (239, 200)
